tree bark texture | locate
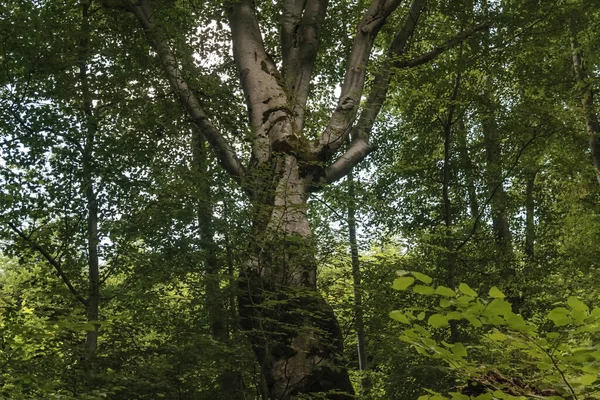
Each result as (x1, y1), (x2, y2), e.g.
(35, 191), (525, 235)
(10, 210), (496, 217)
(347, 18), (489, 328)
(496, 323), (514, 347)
(570, 32), (600, 185)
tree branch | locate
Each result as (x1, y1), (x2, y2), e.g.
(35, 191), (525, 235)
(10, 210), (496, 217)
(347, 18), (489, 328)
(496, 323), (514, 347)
(229, 0), (294, 164)
(316, 0), (403, 158)
(394, 21), (489, 69)
(129, 0), (245, 180)
(324, 134), (376, 184)
(7, 221), (88, 307)
(323, 18), (489, 184)
(281, 0), (329, 130)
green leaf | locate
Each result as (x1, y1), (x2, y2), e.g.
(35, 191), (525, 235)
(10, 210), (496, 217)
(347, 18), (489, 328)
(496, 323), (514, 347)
(474, 393), (492, 400)
(546, 332), (560, 339)
(440, 298), (453, 308)
(449, 393), (470, 400)
(459, 283), (477, 297)
(488, 331), (507, 341)
(488, 286), (505, 299)
(582, 365), (600, 373)
(580, 373), (597, 385)
(451, 342), (467, 357)
(486, 299), (513, 317)
(428, 314), (449, 328)
(568, 296), (589, 313)
(389, 310), (410, 324)
(547, 307), (572, 327)
(393, 277), (415, 290)
(411, 271), (433, 284)
(417, 312), (426, 321)
(435, 286), (456, 297)
(414, 285), (435, 295)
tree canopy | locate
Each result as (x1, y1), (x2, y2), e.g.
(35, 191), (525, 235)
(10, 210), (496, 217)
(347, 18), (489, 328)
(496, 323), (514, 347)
(1, 0), (600, 399)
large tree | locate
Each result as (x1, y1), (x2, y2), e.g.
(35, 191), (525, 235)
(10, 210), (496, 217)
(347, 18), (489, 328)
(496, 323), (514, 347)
(98, 0), (488, 398)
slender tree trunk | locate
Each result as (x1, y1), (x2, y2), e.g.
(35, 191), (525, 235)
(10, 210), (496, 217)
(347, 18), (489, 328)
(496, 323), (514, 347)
(442, 65), (461, 341)
(457, 120), (479, 221)
(192, 130), (245, 399)
(79, 0), (100, 356)
(239, 155), (353, 400)
(570, 31), (600, 185)
(524, 171), (536, 259)
(481, 105), (512, 256)
(347, 169), (370, 394)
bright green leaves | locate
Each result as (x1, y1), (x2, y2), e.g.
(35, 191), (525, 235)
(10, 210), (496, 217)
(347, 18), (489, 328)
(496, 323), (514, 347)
(485, 299), (513, 317)
(428, 314), (449, 328)
(567, 296), (588, 312)
(580, 373), (597, 385)
(390, 275), (600, 400)
(458, 283), (477, 297)
(451, 342), (467, 357)
(548, 307), (572, 327)
(487, 331), (508, 341)
(412, 271), (433, 284)
(389, 310), (411, 324)
(414, 285), (435, 295)
(393, 276), (415, 290)
(435, 286), (456, 297)
(488, 286), (505, 299)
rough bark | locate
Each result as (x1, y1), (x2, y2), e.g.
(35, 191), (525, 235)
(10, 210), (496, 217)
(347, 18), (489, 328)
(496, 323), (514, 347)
(238, 154), (354, 399)
(570, 32), (600, 185)
(347, 169), (370, 393)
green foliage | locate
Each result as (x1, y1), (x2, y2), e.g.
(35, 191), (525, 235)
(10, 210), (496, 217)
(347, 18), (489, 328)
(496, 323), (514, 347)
(391, 271), (600, 399)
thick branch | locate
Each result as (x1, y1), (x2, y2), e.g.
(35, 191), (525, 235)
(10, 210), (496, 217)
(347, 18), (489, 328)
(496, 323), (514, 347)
(323, 19), (488, 183)
(229, 0), (292, 164)
(281, 0), (329, 129)
(8, 221), (88, 307)
(324, 135), (376, 184)
(317, 0), (402, 157)
(130, 0), (244, 180)
(355, 0), (426, 140)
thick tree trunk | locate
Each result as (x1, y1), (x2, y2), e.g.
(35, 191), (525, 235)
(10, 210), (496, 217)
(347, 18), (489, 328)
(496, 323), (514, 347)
(239, 155), (353, 400)
(347, 169), (370, 394)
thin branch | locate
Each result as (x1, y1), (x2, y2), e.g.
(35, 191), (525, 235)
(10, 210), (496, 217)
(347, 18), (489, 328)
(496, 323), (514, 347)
(394, 21), (489, 70)
(7, 221), (88, 307)
(518, 331), (578, 400)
